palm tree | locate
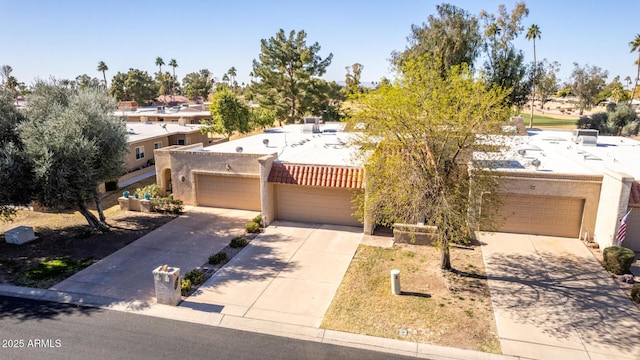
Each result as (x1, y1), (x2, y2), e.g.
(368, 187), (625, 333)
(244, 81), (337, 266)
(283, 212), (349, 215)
(97, 61), (109, 89)
(155, 57), (164, 74)
(155, 57), (165, 104)
(526, 24), (541, 128)
(168, 59), (178, 101)
(629, 34), (640, 102)
(625, 75), (632, 89)
(228, 67), (237, 93)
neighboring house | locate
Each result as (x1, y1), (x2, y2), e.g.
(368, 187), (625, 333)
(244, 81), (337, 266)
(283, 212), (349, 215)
(116, 105), (212, 125)
(475, 128), (640, 252)
(119, 122), (223, 186)
(154, 122), (640, 253)
(154, 123), (365, 227)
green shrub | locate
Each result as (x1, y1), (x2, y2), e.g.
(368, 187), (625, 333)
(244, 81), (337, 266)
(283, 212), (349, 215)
(208, 251), (228, 265)
(230, 236), (248, 248)
(631, 284), (640, 304)
(245, 221), (260, 234)
(180, 279), (192, 296)
(183, 268), (206, 285)
(252, 214), (263, 226)
(150, 197), (184, 214)
(134, 184), (161, 199)
(603, 246), (636, 275)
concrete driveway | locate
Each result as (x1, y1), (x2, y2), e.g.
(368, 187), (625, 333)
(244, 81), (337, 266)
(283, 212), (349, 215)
(479, 232), (640, 360)
(51, 207), (257, 304)
(181, 221), (362, 328)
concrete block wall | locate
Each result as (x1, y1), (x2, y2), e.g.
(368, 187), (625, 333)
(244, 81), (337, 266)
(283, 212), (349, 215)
(593, 169), (633, 249)
(258, 154), (278, 226)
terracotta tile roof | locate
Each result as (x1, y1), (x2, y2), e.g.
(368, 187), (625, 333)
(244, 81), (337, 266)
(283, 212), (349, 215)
(268, 163), (364, 189)
(630, 181), (640, 205)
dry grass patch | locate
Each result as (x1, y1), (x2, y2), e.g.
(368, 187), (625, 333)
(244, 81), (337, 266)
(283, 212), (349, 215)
(322, 243), (500, 354)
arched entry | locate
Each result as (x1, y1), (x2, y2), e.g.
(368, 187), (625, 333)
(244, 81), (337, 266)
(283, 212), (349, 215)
(161, 168), (172, 196)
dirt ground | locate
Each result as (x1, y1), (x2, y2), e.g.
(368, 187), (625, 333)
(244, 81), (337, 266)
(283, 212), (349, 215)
(322, 241), (500, 353)
(0, 179), (177, 288)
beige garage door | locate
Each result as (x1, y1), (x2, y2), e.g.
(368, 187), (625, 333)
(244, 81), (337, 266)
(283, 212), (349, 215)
(624, 208), (640, 252)
(275, 184), (361, 227)
(196, 175), (261, 211)
(484, 194), (584, 238)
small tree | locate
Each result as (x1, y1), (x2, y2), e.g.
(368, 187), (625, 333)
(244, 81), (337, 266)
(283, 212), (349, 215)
(201, 89), (250, 140)
(570, 63), (608, 115)
(355, 56), (510, 270)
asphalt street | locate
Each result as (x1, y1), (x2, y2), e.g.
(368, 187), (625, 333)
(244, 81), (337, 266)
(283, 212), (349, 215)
(0, 296), (415, 360)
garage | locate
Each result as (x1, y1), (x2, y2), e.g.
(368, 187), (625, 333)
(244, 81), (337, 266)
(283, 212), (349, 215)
(483, 194), (585, 238)
(196, 174), (261, 211)
(624, 207), (640, 252)
(275, 184), (361, 227)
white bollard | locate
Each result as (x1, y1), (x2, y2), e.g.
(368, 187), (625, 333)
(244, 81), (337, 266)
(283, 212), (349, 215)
(391, 269), (401, 295)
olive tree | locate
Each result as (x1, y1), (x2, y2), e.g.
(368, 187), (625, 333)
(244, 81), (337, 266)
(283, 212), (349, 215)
(21, 82), (128, 231)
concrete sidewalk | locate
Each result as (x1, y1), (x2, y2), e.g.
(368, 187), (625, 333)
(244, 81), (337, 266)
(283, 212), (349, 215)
(51, 207), (257, 303)
(480, 232), (640, 360)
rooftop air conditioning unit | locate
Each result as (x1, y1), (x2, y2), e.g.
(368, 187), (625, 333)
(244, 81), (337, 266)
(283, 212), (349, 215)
(572, 129), (598, 143)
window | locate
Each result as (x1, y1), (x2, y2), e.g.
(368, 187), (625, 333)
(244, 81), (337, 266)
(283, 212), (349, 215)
(177, 139), (185, 145)
(154, 142), (162, 149)
(135, 146), (145, 160)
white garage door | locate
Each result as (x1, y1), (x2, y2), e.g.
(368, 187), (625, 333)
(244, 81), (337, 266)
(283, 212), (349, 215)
(484, 194), (584, 238)
(196, 175), (261, 211)
(275, 184), (361, 227)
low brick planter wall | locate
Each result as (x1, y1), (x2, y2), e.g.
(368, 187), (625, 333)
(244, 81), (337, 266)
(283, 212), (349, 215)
(393, 223), (438, 245)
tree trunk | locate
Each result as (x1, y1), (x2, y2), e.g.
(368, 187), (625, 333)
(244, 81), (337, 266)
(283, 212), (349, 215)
(440, 233), (452, 270)
(529, 39), (536, 129)
(78, 201), (109, 232)
(94, 192), (107, 224)
(632, 50), (640, 102)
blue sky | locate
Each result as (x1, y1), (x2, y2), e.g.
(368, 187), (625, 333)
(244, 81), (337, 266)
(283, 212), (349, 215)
(2, 1), (640, 86)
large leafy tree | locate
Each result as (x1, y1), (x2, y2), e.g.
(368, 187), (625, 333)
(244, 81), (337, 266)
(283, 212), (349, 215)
(526, 24), (541, 128)
(480, 2), (530, 107)
(109, 68), (159, 105)
(182, 69), (214, 100)
(251, 29), (333, 124)
(536, 59), (560, 109)
(22, 82), (129, 231)
(355, 56), (510, 270)
(201, 89), (250, 140)
(569, 63), (608, 115)
(97, 61), (108, 88)
(0, 89), (32, 221)
(393, 3), (481, 74)
(630, 34), (640, 100)
(75, 74), (102, 90)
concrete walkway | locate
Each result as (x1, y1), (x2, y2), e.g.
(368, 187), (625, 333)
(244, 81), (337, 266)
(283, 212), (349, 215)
(182, 221), (362, 328)
(51, 207), (257, 303)
(479, 232), (640, 360)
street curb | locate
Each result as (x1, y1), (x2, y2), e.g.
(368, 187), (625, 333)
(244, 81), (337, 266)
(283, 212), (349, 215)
(0, 285), (522, 360)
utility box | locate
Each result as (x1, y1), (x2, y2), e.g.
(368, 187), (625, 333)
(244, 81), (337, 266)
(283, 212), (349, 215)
(5, 226), (37, 245)
(152, 265), (181, 306)
(391, 269), (401, 295)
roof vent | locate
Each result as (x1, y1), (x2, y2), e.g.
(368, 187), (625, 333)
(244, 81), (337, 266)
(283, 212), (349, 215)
(531, 158), (541, 170)
(235, 146), (243, 153)
(263, 138), (269, 147)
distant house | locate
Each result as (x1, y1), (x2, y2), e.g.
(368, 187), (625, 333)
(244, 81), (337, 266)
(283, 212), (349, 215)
(116, 122), (224, 187)
(116, 105), (212, 125)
